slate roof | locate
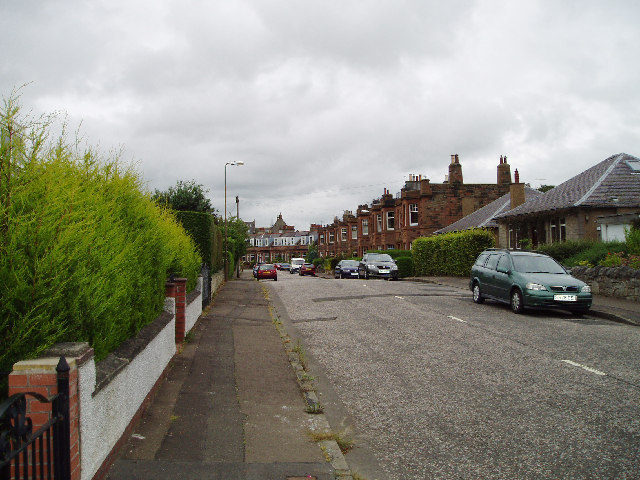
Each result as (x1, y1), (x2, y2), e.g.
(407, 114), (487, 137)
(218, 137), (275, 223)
(496, 153), (640, 220)
(435, 187), (543, 234)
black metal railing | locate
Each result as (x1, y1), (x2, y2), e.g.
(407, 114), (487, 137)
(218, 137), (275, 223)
(0, 356), (71, 480)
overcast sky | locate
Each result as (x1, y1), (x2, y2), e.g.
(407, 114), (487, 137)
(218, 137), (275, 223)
(2, 1), (639, 229)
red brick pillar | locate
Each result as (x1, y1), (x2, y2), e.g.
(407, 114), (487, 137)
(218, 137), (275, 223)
(9, 357), (81, 480)
(173, 278), (188, 344)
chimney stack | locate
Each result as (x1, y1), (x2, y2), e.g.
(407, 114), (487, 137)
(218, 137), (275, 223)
(497, 155), (512, 185)
(448, 154), (463, 184)
(510, 169), (525, 209)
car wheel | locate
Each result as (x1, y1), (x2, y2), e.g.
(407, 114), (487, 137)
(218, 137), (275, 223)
(472, 282), (485, 304)
(510, 289), (524, 314)
(365, 269), (370, 279)
(274, 277), (277, 281)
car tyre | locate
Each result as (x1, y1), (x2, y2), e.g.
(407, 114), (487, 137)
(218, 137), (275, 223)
(365, 269), (370, 279)
(472, 282), (485, 304)
(274, 277), (277, 281)
(510, 289), (524, 314)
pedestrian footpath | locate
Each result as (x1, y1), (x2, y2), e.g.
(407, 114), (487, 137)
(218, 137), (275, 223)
(107, 272), (335, 480)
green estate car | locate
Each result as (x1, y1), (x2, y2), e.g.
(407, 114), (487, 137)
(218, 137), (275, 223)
(469, 249), (592, 314)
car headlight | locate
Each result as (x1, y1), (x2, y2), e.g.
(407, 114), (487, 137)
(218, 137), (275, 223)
(581, 285), (592, 293)
(526, 282), (547, 291)
(368, 264), (377, 269)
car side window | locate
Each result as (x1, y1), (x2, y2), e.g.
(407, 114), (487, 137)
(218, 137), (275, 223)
(496, 255), (510, 273)
(475, 253), (489, 266)
(485, 254), (500, 270)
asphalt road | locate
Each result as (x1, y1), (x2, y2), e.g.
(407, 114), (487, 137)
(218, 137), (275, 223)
(263, 271), (640, 480)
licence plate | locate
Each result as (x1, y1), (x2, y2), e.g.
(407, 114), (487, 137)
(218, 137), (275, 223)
(554, 294), (577, 302)
(379, 269), (390, 274)
(351, 272), (358, 276)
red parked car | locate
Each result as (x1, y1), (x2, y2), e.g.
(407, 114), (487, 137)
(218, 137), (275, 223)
(257, 264), (278, 281)
(299, 263), (316, 276)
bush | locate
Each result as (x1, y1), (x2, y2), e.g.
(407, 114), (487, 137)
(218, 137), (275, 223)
(412, 229), (495, 276)
(395, 256), (414, 278)
(0, 94), (201, 387)
(536, 240), (597, 263)
(175, 211), (214, 268)
(626, 226), (640, 255)
(551, 241), (626, 267)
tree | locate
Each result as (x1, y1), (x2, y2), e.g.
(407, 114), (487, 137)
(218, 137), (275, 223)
(538, 184), (555, 193)
(225, 216), (249, 269)
(306, 242), (319, 264)
(153, 180), (213, 213)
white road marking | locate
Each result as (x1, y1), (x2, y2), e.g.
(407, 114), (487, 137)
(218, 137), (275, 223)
(395, 296), (404, 299)
(447, 315), (467, 323)
(561, 360), (607, 376)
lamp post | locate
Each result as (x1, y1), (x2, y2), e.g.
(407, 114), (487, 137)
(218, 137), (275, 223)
(225, 161), (244, 279)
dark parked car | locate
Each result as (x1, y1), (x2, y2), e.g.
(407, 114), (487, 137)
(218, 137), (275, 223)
(358, 253), (399, 280)
(256, 264), (277, 281)
(299, 263), (316, 276)
(278, 263), (291, 271)
(469, 249), (592, 314)
(335, 259), (360, 279)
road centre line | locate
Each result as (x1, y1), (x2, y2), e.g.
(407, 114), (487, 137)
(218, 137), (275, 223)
(447, 315), (467, 323)
(395, 295), (404, 299)
(561, 360), (607, 376)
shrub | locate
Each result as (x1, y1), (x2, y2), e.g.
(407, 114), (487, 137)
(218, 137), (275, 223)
(557, 241), (626, 267)
(395, 256), (414, 278)
(175, 211), (214, 268)
(412, 229), (494, 276)
(626, 226), (640, 255)
(0, 94), (201, 386)
(536, 240), (596, 263)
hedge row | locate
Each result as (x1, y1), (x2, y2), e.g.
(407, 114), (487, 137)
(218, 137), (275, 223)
(413, 229), (495, 276)
(174, 211), (224, 272)
(0, 98), (201, 384)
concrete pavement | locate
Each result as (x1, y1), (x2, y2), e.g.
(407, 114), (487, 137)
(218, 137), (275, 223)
(107, 271), (340, 480)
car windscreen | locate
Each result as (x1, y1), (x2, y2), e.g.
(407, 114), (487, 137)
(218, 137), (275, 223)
(512, 255), (566, 274)
(259, 264), (275, 270)
(341, 260), (359, 267)
(367, 254), (393, 262)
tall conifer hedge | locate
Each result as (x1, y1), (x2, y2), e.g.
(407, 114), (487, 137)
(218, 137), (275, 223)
(0, 93), (201, 382)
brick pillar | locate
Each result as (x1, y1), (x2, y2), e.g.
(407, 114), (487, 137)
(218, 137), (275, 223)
(9, 357), (82, 480)
(173, 278), (188, 344)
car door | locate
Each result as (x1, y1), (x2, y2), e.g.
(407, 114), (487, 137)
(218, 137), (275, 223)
(493, 254), (512, 301)
(482, 254), (501, 297)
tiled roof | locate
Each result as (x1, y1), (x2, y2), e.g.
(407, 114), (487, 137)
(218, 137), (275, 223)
(435, 187), (542, 234)
(496, 153), (640, 219)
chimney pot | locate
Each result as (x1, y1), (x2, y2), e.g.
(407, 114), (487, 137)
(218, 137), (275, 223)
(514, 169), (520, 184)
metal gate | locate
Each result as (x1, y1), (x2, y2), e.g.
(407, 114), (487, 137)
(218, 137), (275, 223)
(0, 357), (71, 480)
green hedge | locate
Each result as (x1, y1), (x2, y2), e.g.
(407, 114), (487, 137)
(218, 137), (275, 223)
(175, 211), (214, 268)
(0, 97), (201, 388)
(413, 229), (495, 276)
(396, 256), (414, 278)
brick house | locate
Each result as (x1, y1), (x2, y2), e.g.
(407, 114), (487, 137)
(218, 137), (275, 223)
(245, 214), (319, 263)
(319, 155), (516, 257)
(434, 170), (543, 244)
(494, 153), (640, 248)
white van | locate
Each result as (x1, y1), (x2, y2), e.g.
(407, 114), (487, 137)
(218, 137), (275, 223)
(290, 257), (305, 274)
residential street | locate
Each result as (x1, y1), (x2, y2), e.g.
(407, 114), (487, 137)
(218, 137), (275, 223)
(264, 273), (640, 480)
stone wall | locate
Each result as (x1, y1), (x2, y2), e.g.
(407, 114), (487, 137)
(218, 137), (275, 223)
(570, 266), (640, 302)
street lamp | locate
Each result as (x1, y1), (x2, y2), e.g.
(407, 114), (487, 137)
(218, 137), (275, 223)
(225, 161), (244, 279)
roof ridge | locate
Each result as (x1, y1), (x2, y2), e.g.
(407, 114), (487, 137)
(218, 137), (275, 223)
(480, 199), (511, 227)
(575, 153), (624, 206)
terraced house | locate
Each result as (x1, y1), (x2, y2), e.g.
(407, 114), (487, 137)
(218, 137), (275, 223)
(318, 155), (517, 257)
(245, 214), (319, 263)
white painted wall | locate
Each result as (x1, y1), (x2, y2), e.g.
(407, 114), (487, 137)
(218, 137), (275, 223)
(77, 316), (177, 480)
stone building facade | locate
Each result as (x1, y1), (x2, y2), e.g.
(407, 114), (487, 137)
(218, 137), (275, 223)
(318, 155), (515, 257)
